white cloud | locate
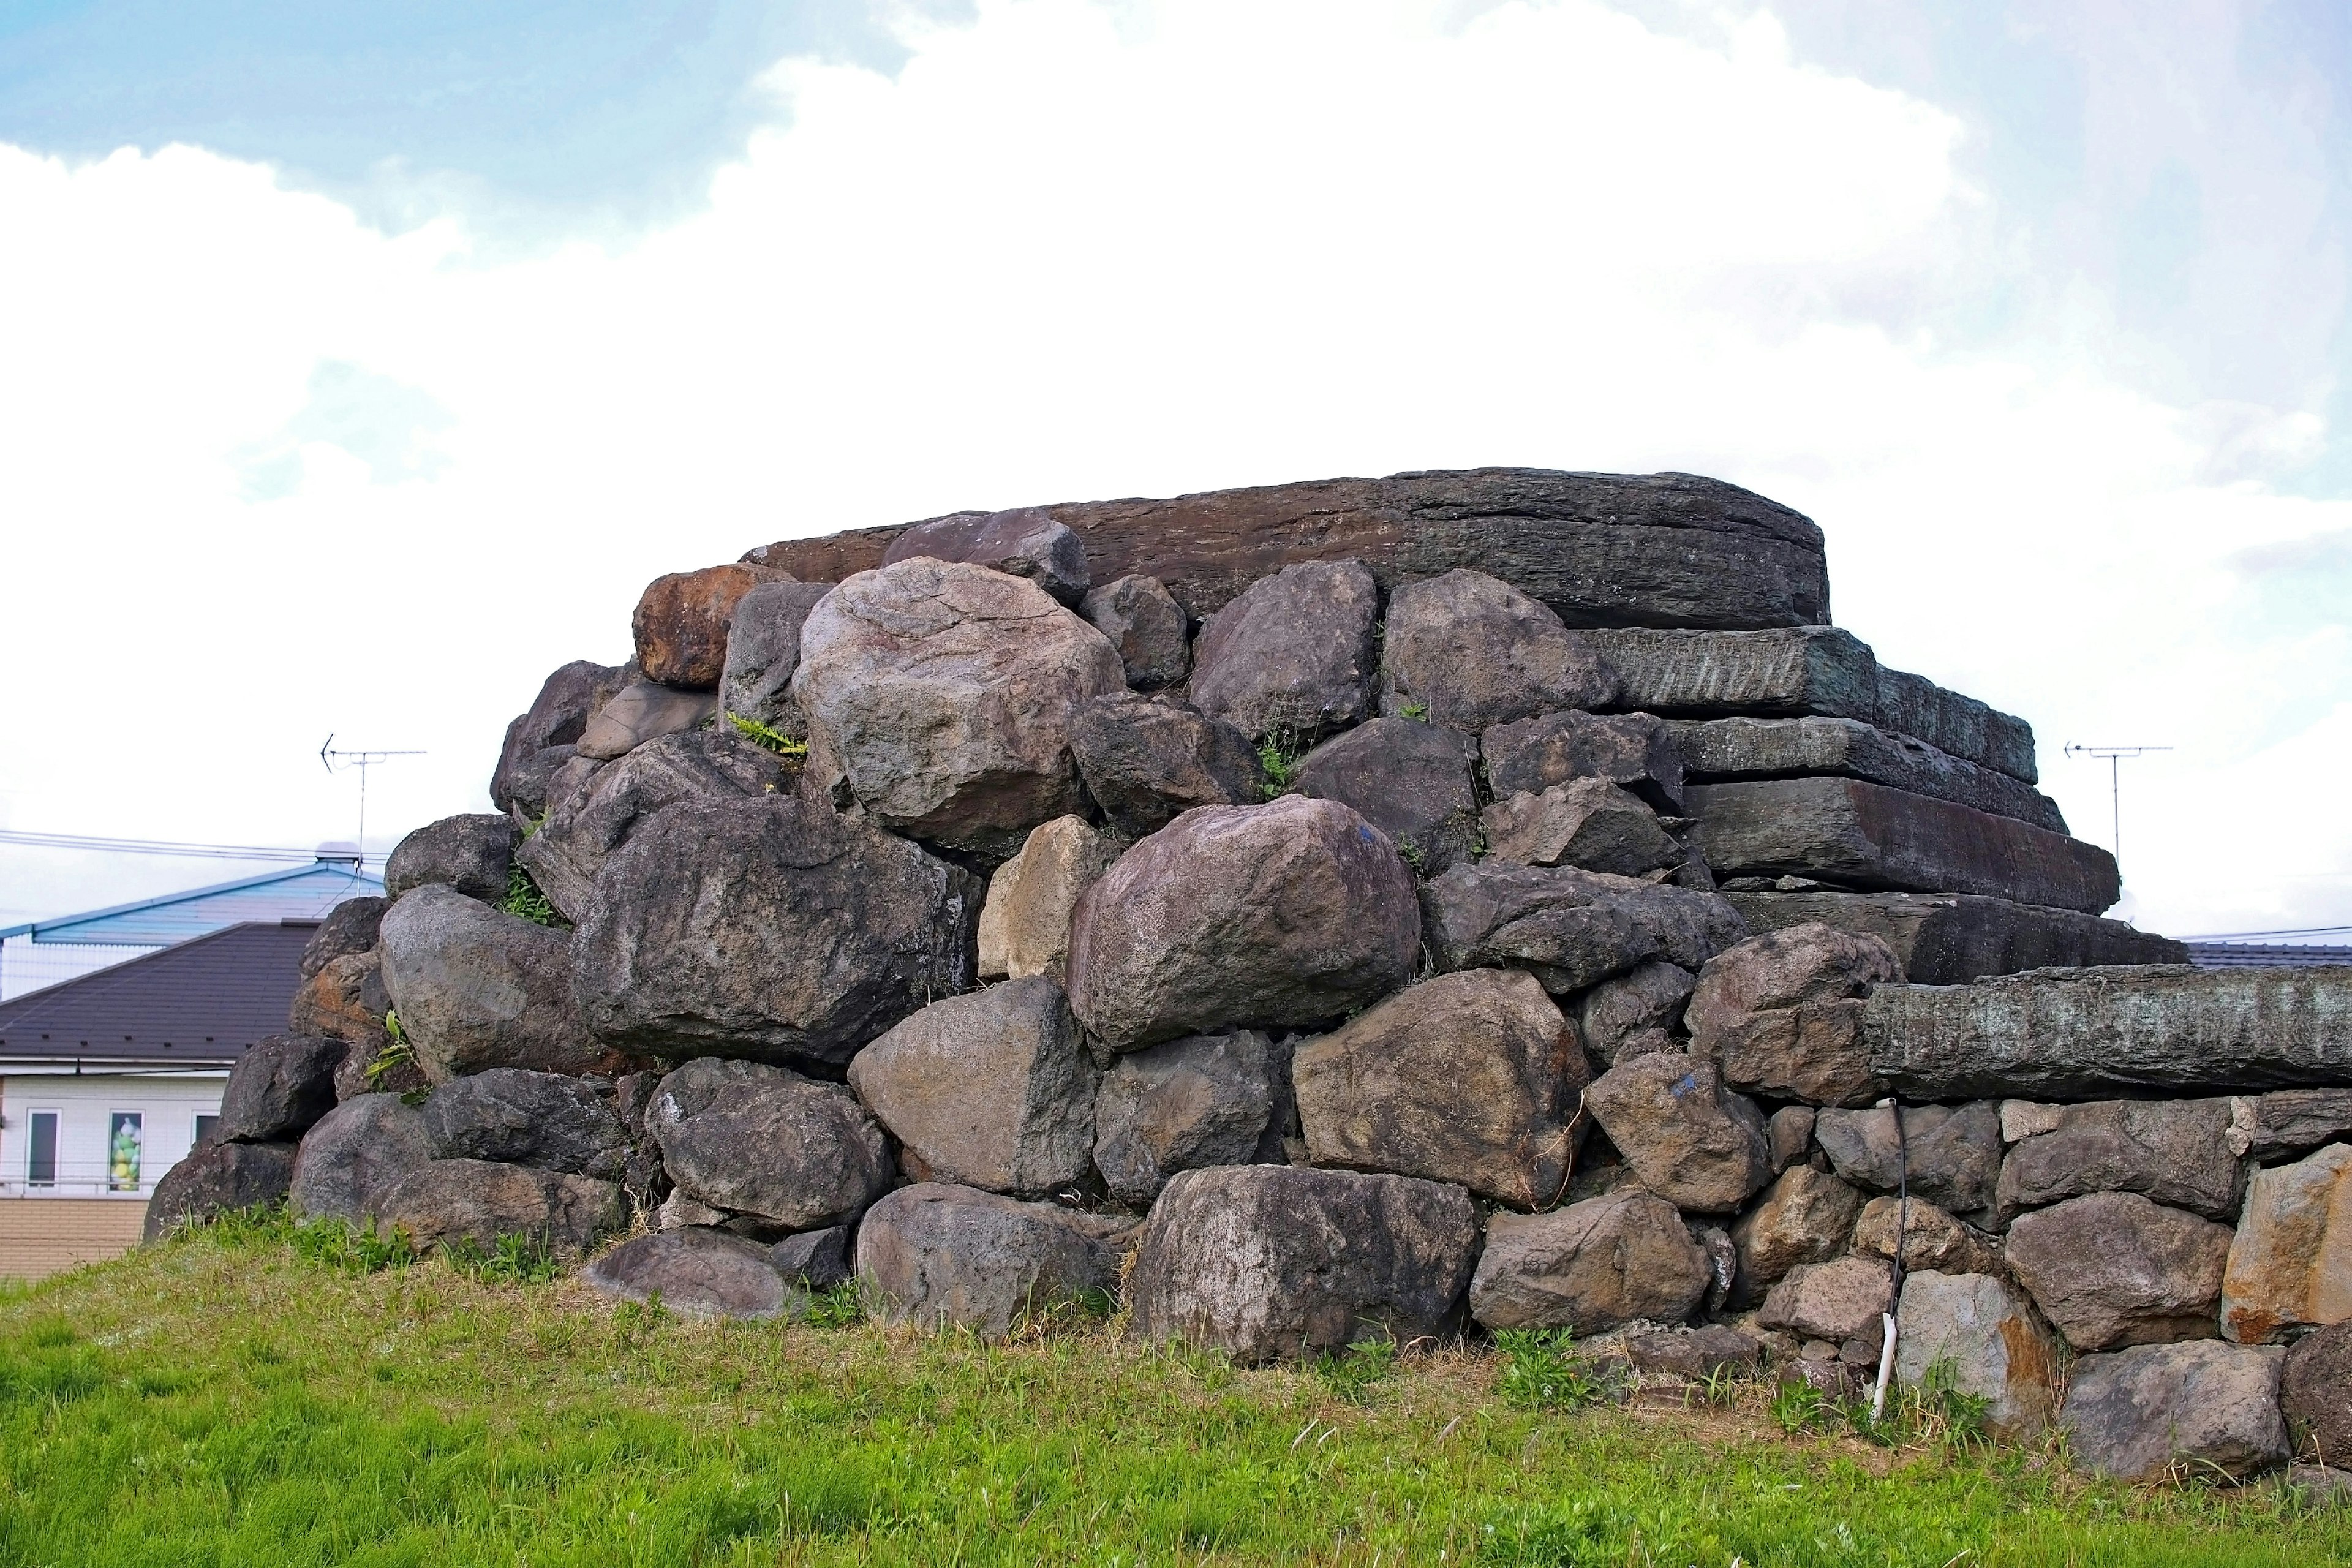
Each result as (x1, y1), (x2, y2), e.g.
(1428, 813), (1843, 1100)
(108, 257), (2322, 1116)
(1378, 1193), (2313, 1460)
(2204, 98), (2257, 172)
(0, 0), (2343, 938)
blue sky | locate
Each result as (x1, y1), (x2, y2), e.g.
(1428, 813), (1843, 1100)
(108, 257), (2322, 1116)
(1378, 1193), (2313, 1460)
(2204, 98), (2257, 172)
(0, 0), (2346, 941)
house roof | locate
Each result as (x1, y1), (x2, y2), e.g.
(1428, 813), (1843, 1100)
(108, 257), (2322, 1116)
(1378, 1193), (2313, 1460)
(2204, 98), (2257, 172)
(2187, 942), (2352, 969)
(0, 921), (315, 1071)
(0, 857), (384, 948)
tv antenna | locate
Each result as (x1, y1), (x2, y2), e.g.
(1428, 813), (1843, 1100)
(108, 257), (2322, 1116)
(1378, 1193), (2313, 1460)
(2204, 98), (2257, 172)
(319, 736), (424, 854)
(2062, 743), (2171, 875)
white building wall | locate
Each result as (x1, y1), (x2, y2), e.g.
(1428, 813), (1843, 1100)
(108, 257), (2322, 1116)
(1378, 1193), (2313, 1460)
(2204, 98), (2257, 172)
(0, 1071), (227, 1199)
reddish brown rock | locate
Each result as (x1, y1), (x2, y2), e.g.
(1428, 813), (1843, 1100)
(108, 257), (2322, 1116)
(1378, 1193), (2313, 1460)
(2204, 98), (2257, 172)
(1469, 1191), (1712, 1333)
(1686, 922), (1902, 1110)
(632, 562), (787, 689)
(2007, 1193), (2232, 1351)
(1729, 1166), (1865, 1295)
(2221, 1142), (2352, 1344)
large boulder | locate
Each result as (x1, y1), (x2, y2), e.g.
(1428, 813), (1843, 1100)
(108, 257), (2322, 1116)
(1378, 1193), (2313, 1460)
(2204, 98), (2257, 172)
(1756, 1255), (1896, 1347)
(582, 1229), (801, 1319)
(571, 795), (981, 1068)
(1851, 1196), (2005, 1278)
(1719, 889), (2186, 985)
(1813, 1102), (2002, 1224)
(1479, 782), (1682, 878)
(794, 557), (1125, 854)
(2005, 1192), (2232, 1351)
(1090, 1030), (1291, 1206)
(1186, 559), (1379, 742)
(288, 1093), (437, 1225)
(143, 1140), (296, 1242)
(576, 679), (718, 760)
(1670, 715), (2066, 832)
(421, 1068), (630, 1180)
(375, 1158), (624, 1256)
(1379, 568), (1618, 731)
(854, 1183), (1129, 1336)
(1076, 573), (1190, 689)
(299, 896), (386, 979)
(1482, 709), (1683, 812)
(647, 1057), (895, 1229)
(1572, 960), (1695, 1067)
(846, 977), (1098, 1198)
(1996, 1098), (2245, 1221)
(384, 813), (518, 903)
(2220, 1142), (2352, 1344)
(718, 579), (834, 735)
(491, 659), (630, 819)
(1581, 1054), (1771, 1215)
(216, 1034), (347, 1144)
(769, 1225), (854, 1291)
(633, 562), (786, 689)
(1290, 718), (1481, 872)
(1127, 1165), (1479, 1363)
(976, 816), (1118, 982)
(1066, 692), (1264, 839)
(1893, 1271), (2060, 1439)
(1064, 796), (1419, 1051)
(1419, 861), (1748, 995)
(2061, 1341), (2289, 1482)
(881, 507), (1091, 605)
(2282, 1322), (2352, 1464)
(1292, 968), (1587, 1208)
(1684, 922), (1903, 1110)
(378, 886), (611, 1081)
(1468, 1191), (1711, 1333)
(1728, 1166), (1866, 1295)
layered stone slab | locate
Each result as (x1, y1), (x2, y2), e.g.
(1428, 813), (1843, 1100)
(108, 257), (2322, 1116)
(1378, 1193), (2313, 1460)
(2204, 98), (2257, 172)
(1721, 890), (2184, 984)
(1578, 628), (2036, 783)
(1864, 964), (2352, 1101)
(1669, 717), (2064, 832)
(744, 467), (1831, 631)
(1685, 778), (2119, 914)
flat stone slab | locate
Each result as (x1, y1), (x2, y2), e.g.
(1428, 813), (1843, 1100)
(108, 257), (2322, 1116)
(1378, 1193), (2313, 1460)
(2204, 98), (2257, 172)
(1686, 779), (2118, 914)
(1721, 890), (2185, 984)
(1669, 717), (2062, 831)
(1865, 964), (2352, 1101)
(744, 468), (1831, 632)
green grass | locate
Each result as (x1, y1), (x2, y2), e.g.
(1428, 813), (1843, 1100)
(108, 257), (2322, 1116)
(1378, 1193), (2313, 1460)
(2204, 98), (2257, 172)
(1, 1223), (2346, 1567)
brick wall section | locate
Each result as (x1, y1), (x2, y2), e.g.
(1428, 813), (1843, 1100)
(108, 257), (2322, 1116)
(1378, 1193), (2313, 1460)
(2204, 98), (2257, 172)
(0, 1199), (148, 1280)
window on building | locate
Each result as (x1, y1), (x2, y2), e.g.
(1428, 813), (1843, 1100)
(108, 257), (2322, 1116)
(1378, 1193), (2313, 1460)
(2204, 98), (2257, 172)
(27, 1111), (59, 1186)
(107, 1112), (143, 1191)
(194, 1113), (221, 1147)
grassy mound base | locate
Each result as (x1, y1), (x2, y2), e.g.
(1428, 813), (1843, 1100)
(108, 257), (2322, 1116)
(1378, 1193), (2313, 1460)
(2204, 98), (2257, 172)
(1, 1217), (2345, 1566)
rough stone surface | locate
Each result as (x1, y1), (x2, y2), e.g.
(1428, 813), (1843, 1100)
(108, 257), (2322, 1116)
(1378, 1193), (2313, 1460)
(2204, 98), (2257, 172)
(1186, 559), (1379, 741)
(2287, 1465), (2352, 1507)
(492, 660), (631, 818)
(285, 956), (388, 1068)
(1077, 573), (1190, 689)
(745, 469), (1832, 633)
(573, 795), (981, 1068)
(1480, 782), (1682, 878)
(633, 562), (786, 689)
(976, 816), (1118, 982)
(1419, 861), (1749, 996)
(376, 1158), (624, 1255)
(576, 679), (718, 760)
(300, 897), (388, 980)
(379, 885), (611, 1081)
(1065, 796), (1419, 1051)
(1128, 1165), (1479, 1363)
(1686, 922), (1902, 1109)
(1722, 890), (2186, 985)
(795, 557), (1125, 853)
(1582, 1054), (1771, 1215)
(2282, 1322), (2352, 1464)
(1670, 716), (2066, 832)
(882, 507), (1091, 605)
(855, 1183), (1128, 1336)
(1768, 1106), (1816, 1173)
(143, 1140), (296, 1242)
(718, 579), (834, 734)
(1996, 1098), (2244, 1220)
(1893, 1271), (2060, 1439)
(1864, 965), (2352, 1101)
(583, 1229), (799, 1319)
(2220, 1142), (2352, 1344)
(289, 1093), (435, 1225)
(649, 1057), (896, 1229)
(1378, 568), (1618, 731)
(421, 1068), (630, 1180)
(385, 813), (519, 903)
(1757, 1255), (1896, 1344)
(1091, 1030), (1289, 1206)
(1066, 692), (1264, 839)
(1852, 1196), (2005, 1277)
(217, 1033), (347, 1144)
(847, 978), (1098, 1199)
(1729, 1166), (1866, 1295)
(1814, 1102), (2003, 1223)
(2062, 1341), (2289, 1482)
(1624, 1324), (1764, 1379)
(1483, 709), (1684, 813)
(1469, 1191), (1711, 1333)
(769, 1226), (854, 1290)
(1291, 718), (1481, 872)
(2005, 1193), (2232, 1351)
(1686, 778), (2117, 913)
(1294, 969), (1587, 1208)
(2241, 1089), (2352, 1162)
(1573, 961), (1695, 1067)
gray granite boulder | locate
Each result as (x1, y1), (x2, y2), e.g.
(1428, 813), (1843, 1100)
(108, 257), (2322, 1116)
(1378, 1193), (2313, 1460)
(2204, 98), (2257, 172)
(883, 507), (1091, 605)
(1851, 1196), (2005, 1278)
(1581, 1053), (1772, 1215)
(583, 1228), (801, 1319)
(1996, 1098), (2245, 1221)
(1572, 961), (1695, 1066)
(1091, 1030), (1289, 1207)
(1893, 1270), (2060, 1439)
(1479, 781), (1682, 878)
(421, 1068), (630, 1180)
(1378, 568), (1618, 731)
(1066, 692), (1264, 839)
(1419, 861), (1749, 995)
(2005, 1192), (2232, 1351)
(1078, 573), (1191, 690)
(1291, 718), (1481, 873)
(718, 579), (834, 735)
(289, 1093), (435, 1225)
(1482, 709), (1683, 812)
(379, 886), (612, 1081)
(375, 1158), (624, 1256)
(1186, 559), (1379, 742)
(1814, 1101), (2003, 1224)
(1468, 1191), (1711, 1333)
(976, 816), (1118, 982)
(2062, 1341), (2288, 1482)
(648, 1057), (895, 1229)
(385, 813), (518, 903)
(217, 1034), (347, 1144)
(855, 1182), (1129, 1336)
(1686, 922), (1903, 1110)
(769, 1225), (854, 1291)
(576, 679), (718, 760)
(491, 658), (630, 819)
(1756, 1255), (1896, 1347)
(143, 1140), (296, 1242)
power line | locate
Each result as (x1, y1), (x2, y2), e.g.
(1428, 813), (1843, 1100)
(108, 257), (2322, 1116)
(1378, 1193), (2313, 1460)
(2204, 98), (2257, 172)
(0, 829), (384, 865)
(2178, 924), (2352, 941)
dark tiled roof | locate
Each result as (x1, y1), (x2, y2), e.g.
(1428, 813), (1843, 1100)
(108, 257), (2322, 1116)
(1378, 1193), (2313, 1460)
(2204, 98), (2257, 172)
(0, 921), (311, 1069)
(2188, 942), (2352, 969)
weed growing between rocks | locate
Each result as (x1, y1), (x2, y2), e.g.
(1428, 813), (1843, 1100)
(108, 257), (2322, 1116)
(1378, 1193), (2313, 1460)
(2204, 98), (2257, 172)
(500, 858), (561, 927)
(367, 1009), (417, 1086)
(727, 710), (809, 760)
(1494, 1328), (1608, 1412)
